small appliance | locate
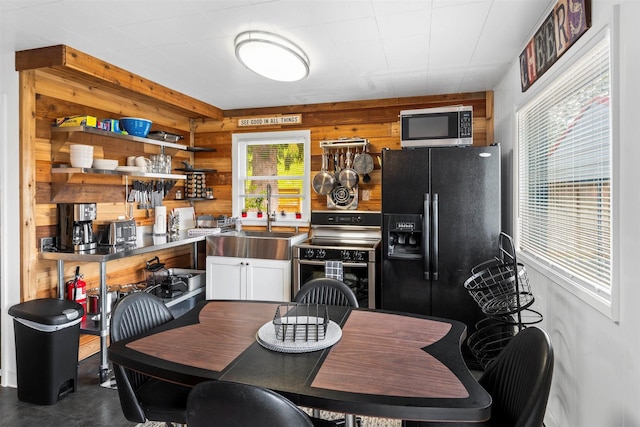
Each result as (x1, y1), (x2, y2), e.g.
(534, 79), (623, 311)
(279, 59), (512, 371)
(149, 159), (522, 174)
(98, 219), (137, 246)
(57, 203), (97, 252)
(400, 105), (473, 147)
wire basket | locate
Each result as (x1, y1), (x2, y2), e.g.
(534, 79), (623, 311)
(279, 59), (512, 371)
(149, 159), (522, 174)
(468, 317), (519, 369)
(464, 261), (535, 316)
(272, 303), (329, 342)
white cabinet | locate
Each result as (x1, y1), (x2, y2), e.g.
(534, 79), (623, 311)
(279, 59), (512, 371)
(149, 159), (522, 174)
(206, 256), (291, 302)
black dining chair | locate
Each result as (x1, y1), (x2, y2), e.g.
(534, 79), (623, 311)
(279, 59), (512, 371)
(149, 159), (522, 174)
(110, 292), (191, 427)
(402, 326), (554, 427)
(294, 277), (359, 307)
(187, 380), (340, 427)
(294, 277), (361, 427)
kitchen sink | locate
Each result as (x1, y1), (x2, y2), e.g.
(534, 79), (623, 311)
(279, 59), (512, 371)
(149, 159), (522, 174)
(206, 230), (308, 260)
(239, 230), (301, 239)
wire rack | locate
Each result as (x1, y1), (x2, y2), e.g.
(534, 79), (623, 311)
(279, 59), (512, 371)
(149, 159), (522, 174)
(187, 216), (238, 236)
(464, 232), (543, 368)
(464, 261), (534, 316)
(272, 303), (329, 342)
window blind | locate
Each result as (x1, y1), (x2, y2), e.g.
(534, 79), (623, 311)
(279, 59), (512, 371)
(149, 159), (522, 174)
(241, 140), (306, 214)
(517, 35), (612, 298)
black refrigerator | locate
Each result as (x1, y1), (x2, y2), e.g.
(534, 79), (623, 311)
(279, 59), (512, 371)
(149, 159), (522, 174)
(381, 145), (501, 356)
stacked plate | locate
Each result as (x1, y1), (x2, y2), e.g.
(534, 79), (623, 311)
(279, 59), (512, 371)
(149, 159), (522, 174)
(92, 159), (119, 170)
(70, 144), (94, 168)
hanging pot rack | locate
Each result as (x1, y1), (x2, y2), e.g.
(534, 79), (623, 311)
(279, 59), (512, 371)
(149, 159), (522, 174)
(320, 137), (369, 151)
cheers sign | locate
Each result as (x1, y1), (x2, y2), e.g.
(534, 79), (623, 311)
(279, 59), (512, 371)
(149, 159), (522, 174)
(519, 0), (591, 92)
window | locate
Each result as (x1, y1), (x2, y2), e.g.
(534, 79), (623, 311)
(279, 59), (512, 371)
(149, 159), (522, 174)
(232, 130), (310, 225)
(517, 33), (613, 310)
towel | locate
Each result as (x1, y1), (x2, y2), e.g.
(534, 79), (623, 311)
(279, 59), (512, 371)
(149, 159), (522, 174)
(324, 260), (343, 281)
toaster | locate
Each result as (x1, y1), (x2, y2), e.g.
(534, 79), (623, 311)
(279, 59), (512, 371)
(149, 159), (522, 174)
(99, 220), (137, 246)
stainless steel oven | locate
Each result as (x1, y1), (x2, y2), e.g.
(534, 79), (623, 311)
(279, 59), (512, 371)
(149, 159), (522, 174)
(293, 211), (381, 308)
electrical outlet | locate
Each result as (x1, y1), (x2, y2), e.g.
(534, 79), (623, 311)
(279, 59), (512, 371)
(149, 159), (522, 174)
(40, 236), (55, 251)
(361, 189), (370, 201)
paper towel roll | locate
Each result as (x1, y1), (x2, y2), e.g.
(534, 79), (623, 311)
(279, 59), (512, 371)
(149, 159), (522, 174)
(154, 206), (167, 235)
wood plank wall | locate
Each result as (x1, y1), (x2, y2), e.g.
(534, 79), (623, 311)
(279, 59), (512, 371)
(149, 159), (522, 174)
(191, 91), (493, 215)
(26, 71), (201, 359)
(23, 60), (492, 359)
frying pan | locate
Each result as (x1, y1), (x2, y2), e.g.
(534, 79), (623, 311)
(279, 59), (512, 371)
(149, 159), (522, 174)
(312, 152), (336, 195)
(338, 148), (359, 188)
(353, 145), (374, 174)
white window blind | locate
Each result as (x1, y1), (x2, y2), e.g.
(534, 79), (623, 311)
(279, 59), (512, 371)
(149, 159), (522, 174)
(242, 142), (305, 213)
(517, 35), (612, 299)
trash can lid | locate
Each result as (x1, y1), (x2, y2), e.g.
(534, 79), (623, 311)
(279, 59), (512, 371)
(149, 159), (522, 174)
(8, 298), (84, 325)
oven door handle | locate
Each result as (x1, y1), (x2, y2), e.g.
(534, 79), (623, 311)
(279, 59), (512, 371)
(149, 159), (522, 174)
(294, 259), (368, 268)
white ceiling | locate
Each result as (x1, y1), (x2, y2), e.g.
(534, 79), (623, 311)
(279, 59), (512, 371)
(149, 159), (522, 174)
(0, 0), (553, 111)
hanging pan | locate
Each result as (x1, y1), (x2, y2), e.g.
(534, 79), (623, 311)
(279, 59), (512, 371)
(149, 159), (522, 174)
(312, 152), (336, 195)
(353, 145), (374, 183)
(338, 147), (359, 189)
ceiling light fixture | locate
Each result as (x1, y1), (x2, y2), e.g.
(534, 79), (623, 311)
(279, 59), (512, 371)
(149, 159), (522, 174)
(235, 31), (309, 82)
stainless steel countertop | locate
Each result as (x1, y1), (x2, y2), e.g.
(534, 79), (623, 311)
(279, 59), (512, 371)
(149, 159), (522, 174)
(40, 226), (206, 263)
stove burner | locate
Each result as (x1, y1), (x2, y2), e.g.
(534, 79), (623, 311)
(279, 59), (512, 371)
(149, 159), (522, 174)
(327, 185), (357, 209)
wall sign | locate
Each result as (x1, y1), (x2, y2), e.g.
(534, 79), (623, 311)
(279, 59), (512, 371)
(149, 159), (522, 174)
(238, 114), (302, 127)
(519, 0), (591, 92)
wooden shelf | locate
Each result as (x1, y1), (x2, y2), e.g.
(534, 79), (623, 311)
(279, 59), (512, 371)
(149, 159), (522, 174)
(175, 168), (218, 173)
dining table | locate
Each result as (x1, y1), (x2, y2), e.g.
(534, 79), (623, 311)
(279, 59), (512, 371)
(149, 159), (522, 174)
(108, 300), (491, 424)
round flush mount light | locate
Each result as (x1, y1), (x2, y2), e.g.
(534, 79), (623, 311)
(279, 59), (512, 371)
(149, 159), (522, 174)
(234, 31), (309, 82)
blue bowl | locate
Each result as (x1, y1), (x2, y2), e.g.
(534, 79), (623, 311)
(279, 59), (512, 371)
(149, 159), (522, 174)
(120, 117), (152, 137)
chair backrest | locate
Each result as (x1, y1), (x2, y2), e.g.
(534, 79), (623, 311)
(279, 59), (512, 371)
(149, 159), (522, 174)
(109, 292), (175, 423)
(294, 277), (359, 307)
(479, 326), (554, 427)
(187, 380), (314, 427)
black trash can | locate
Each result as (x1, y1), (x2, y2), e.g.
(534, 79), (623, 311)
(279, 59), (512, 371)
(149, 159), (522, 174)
(9, 298), (84, 405)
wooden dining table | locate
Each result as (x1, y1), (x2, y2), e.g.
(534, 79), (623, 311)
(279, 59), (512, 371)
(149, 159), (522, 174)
(108, 300), (491, 423)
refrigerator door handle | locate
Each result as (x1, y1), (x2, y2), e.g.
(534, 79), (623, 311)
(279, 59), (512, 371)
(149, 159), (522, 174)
(432, 193), (439, 281)
(423, 193), (430, 280)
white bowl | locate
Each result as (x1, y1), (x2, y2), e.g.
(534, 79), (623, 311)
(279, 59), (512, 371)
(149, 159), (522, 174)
(70, 156), (93, 168)
(92, 159), (118, 170)
(70, 144), (93, 153)
(69, 154), (93, 163)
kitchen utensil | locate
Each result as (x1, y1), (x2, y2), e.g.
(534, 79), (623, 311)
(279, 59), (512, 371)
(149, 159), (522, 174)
(147, 130), (184, 143)
(353, 145), (374, 176)
(69, 144), (94, 168)
(92, 159), (118, 170)
(312, 152), (336, 195)
(338, 147), (359, 188)
(86, 286), (119, 315)
(154, 206), (167, 235)
(119, 117), (152, 137)
(135, 156), (152, 170)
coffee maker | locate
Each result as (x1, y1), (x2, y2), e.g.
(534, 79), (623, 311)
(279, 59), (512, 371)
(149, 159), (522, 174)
(57, 203), (97, 251)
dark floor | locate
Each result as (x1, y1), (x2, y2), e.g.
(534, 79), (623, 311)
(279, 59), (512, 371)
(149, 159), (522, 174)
(0, 355), (137, 427)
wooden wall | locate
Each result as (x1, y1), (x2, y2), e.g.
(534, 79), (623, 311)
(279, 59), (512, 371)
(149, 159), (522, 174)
(27, 71), (201, 357)
(190, 92), (494, 216)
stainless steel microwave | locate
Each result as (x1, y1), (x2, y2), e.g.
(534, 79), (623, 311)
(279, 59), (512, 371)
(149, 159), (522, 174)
(400, 105), (473, 147)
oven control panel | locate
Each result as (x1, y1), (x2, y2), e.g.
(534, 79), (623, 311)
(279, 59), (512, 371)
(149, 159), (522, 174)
(311, 210), (381, 227)
(298, 247), (371, 262)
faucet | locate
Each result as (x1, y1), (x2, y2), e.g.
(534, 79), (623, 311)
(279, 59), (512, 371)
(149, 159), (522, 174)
(266, 183), (274, 232)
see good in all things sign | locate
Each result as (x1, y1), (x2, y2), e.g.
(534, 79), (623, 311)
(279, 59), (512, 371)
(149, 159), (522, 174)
(238, 114), (302, 127)
(519, 0), (591, 92)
